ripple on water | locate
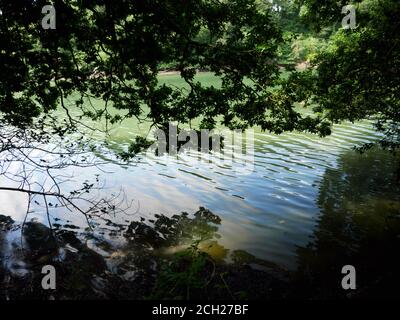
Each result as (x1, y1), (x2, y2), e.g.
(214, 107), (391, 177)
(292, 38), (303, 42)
(1, 119), (387, 270)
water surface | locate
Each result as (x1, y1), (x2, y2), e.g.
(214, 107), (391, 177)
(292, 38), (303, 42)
(1, 73), (397, 271)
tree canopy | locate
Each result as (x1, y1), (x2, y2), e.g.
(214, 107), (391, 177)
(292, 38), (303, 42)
(292, 0), (400, 151)
(0, 0), (331, 138)
(0, 0), (399, 150)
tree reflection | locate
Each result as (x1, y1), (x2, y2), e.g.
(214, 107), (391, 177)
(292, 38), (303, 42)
(118, 207), (288, 299)
(295, 148), (400, 299)
(0, 207), (289, 299)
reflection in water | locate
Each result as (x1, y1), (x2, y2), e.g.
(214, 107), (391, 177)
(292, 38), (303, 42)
(0, 208), (289, 299)
(1, 74), (399, 298)
(0, 74), (388, 271)
(295, 148), (400, 298)
(0, 116), (388, 271)
(1, 146), (400, 299)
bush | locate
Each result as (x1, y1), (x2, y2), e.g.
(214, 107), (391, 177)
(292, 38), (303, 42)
(290, 35), (328, 63)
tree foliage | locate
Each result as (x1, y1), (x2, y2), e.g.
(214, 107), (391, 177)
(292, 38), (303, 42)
(0, 0), (398, 148)
(0, 0), (279, 130)
(292, 0), (400, 151)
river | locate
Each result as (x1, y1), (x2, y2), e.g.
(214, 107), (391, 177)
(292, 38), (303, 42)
(1, 73), (399, 275)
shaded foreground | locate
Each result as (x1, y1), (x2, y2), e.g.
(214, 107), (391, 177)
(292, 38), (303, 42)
(1, 200), (400, 300)
(0, 209), (290, 300)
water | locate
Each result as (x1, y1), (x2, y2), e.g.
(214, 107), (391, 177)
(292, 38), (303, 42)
(0, 73), (398, 273)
